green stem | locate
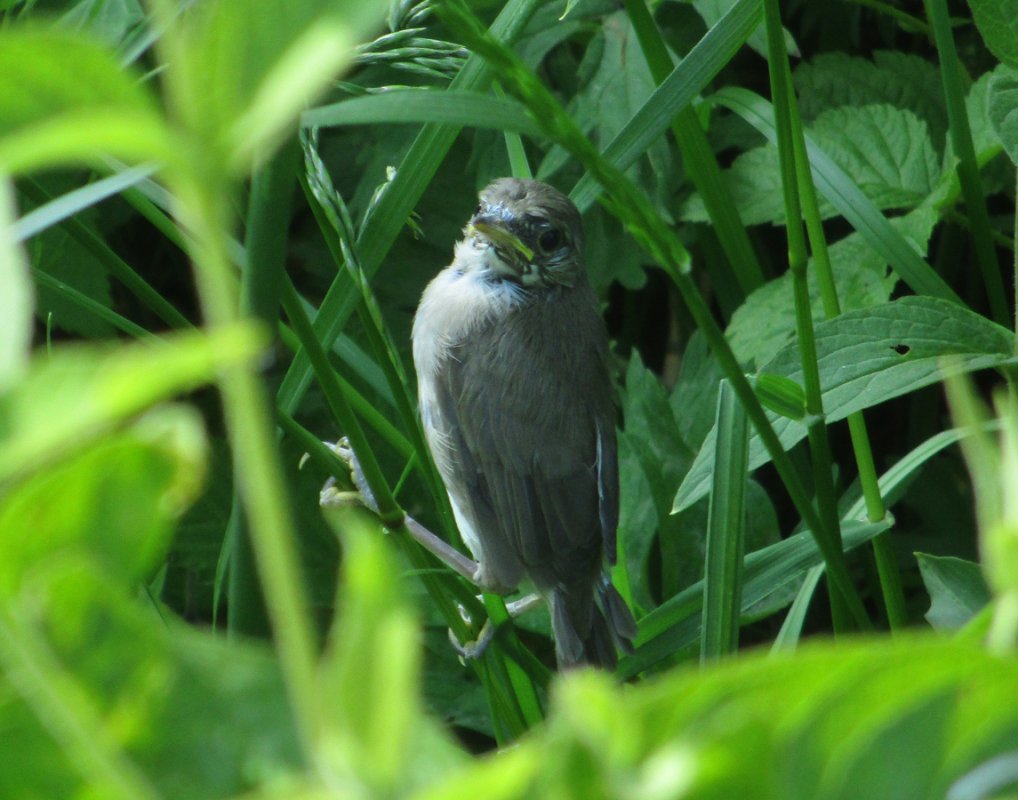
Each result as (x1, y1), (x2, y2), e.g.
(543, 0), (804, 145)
(227, 139), (301, 638)
(763, 0), (862, 631)
(925, 0), (1007, 326)
(176, 178), (319, 757)
(783, 16), (906, 628)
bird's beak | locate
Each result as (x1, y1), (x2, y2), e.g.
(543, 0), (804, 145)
(469, 219), (535, 262)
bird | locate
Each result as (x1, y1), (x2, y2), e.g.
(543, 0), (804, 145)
(412, 177), (636, 669)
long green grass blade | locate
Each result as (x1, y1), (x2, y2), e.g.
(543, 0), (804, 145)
(701, 380), (748, 663)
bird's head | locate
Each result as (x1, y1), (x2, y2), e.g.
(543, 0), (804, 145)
(464, 177), (584, 289)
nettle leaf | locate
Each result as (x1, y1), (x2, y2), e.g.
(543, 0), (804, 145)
(917, 553), (991, 632)
(962, 70), (1003, 165)
(794, 51), (947, 149)
(726, 207), (938, 368)
(682, 104), (940, 224)
(987, 65), (1018, 165)
(675, 296), (1015, 511)
(670, 330), (724, 454)
(619, 353), (699, 602)
(810, 104), (940, 207)
(969, 0), (1018, 68)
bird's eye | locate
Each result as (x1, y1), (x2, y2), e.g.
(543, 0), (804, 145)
(538, 227), (563, 252)
(473, 203), (483, 216)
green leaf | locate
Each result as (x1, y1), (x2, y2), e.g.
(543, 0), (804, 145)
(988, 65), (1018, 165)
(675, 296), (1015, 512)
(0, 572), (302, 800)
(303, 90), (541, 136)
(618, 636), (1018, 798)
(753, 373), (805, 420)
(0, 408), (205, 595)
(682, 104), (940, 224)
(969, 0), (1018, 68)
(0, 29), (172, 173)
(0, 178), (32, 393)
(569, 0), (763, 213)
(794, 51), (947, 148)
(712, 87), (962, 304)
(917, 553), (991, 631)
(27, 210), (114, 338)
(0, 325), (264, 483)
(625, 517), (892, 675)
(161, 0), (385, 171)
(726, 207), (938, 368)
(693, 0), (794, 60)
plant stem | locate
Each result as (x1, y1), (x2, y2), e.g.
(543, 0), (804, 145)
(763, 0), (862, 631)
(174, 177), (319, 757)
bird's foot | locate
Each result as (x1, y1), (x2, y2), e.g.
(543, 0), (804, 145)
(448, 618), (497, 662)
(319, 437), (380, 513)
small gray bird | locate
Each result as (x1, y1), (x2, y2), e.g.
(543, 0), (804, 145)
(412, 177), (636, 668)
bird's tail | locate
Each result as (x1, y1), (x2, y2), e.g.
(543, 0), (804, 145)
(551, 575), (637, 670)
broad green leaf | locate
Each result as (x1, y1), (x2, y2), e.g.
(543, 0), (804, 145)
(619, 354), (701, 600)
(726, 207), (938, 368)
(0, 29), (172, 173)
(570, 635), (1018, 799)
(917, 554), (991, 631)
(0, 324), (264, 483)
(670, 330), (724, 453)
(0, 178), (32, 392)
(0, 573), (301, 800)
(794, 51), (947, 148)
(681, 104), (940, 224)
(712, 88), (961, 304)
(988, 65), (1018, 165)
(675, 296), (1015, 512)
(0, 408), (204, 594)
(160, 0), (384, 172)
(969, 0), (1018, 68)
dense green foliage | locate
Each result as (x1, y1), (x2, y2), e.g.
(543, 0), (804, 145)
(2, 0), (1018, 796)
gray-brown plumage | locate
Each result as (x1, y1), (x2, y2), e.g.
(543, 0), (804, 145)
(412, 177), (636, 668)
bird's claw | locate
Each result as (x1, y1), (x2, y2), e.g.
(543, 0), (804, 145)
(319, 437), (380, 513)
(448, 618), (496, 663)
